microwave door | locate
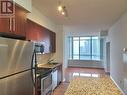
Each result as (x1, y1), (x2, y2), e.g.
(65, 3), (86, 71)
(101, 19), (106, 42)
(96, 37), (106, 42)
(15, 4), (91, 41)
(35, 44), (44, 54)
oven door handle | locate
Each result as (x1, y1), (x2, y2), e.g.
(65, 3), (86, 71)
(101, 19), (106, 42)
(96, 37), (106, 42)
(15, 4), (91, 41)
(41, 73), (52, 80)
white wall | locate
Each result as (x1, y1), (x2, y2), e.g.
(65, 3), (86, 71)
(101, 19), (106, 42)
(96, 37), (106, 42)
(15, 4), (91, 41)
(107, 12), (127, 94)
(14, 0), (32, 12)
(27, 7), (57, 32)
(54, 25), (64, 63)
(64, 26), (99, 36)
(63, 29), (69, 69)
(68, 60), (103, 68)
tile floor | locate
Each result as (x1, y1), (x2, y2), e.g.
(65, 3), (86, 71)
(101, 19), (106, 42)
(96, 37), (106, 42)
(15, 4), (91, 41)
(52, 67), (106, 95)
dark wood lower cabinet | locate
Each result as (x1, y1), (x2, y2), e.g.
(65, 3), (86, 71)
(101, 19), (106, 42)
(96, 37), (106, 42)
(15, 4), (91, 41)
(57, 64), (62, 85)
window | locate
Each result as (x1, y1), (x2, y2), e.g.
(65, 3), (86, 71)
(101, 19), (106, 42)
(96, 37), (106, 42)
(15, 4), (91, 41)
(73, 37), (79, 59)
(69, 36), (101, 60)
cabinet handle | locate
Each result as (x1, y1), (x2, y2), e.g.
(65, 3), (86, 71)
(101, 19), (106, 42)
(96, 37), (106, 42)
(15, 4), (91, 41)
(9, 18), (12, 32)
(9, 18), (15, 32)
(13, 18), (15, 32)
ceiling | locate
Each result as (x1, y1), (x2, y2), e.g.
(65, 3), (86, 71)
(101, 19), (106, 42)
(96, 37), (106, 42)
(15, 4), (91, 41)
(32, 0), (127, 32)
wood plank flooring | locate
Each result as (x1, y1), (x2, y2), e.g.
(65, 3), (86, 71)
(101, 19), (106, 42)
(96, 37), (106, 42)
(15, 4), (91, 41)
(52, 67), (106, 95)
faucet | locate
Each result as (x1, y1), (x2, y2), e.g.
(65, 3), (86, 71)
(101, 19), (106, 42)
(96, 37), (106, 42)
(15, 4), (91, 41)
(47, 59), (54, 64)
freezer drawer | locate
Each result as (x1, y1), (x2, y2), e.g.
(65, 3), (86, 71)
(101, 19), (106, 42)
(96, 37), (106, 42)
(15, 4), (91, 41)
(0, 70), (34, 95)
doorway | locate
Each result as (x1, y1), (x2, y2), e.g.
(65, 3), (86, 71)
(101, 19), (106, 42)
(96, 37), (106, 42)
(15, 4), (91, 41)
(106, 42), (110, 74)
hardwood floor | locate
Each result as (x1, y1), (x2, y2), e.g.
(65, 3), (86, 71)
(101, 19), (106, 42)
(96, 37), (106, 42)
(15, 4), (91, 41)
(52, 83), (69, 95)
(53, 67), (106, 95)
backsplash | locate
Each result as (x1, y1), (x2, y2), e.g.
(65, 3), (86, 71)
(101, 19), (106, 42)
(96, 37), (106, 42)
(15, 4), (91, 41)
(37, 53), (54, 64)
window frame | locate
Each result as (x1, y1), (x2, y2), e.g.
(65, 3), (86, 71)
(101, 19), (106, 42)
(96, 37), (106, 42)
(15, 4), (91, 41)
(69, 36), (100, 61)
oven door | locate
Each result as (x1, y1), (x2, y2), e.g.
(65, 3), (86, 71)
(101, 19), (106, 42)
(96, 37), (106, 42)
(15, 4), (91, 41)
(41, 73), (52, 95)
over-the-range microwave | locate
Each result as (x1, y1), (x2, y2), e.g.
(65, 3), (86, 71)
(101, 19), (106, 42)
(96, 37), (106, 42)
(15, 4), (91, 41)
(34, 42), (44, 54)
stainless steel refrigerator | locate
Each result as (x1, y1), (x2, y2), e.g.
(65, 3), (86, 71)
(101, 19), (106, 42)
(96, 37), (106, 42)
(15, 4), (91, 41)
(0, 37), (35, 95)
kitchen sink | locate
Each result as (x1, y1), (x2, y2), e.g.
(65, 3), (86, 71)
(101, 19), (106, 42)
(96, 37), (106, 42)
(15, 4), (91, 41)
(48, 62), (59, 65)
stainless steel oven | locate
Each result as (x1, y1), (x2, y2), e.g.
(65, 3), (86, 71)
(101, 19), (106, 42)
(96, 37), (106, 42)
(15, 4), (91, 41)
(41, 71), (52, 95)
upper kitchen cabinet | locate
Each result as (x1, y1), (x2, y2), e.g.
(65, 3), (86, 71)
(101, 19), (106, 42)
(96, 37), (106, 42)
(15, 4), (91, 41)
(42, 28), (56, 53)
(26, 19), (56, 53)
(14, 5), (27, 37)
(0, 5), (27, 38)
(38, 27), (56, 53)
(26, 19), (43, 41)
(0, 18), (10, 32)
(49, 31), (56, 53)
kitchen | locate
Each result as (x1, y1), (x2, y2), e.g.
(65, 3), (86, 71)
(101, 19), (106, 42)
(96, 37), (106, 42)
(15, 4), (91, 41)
(0, 0), (63, 95)
(1, 0), (127, 95)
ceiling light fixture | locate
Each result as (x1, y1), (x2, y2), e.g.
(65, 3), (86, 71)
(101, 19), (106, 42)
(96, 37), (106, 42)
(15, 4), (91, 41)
(57, 0), (68, 16)
(58, 5), (63, 12)
(61, 11), (65, 15)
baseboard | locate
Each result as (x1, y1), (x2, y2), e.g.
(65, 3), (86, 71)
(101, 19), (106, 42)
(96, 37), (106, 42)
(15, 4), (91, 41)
(68, 66), (104, 69)
(110, 76), (125, 95)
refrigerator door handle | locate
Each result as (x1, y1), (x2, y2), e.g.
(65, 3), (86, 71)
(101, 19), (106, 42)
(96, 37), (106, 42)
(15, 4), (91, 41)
(31, 68), (35, 87)
(31, 49), (38, 87)
(31, 50), (35, 87)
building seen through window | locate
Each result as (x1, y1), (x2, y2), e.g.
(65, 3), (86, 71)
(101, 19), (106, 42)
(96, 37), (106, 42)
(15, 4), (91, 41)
(69, 36), (101, 61)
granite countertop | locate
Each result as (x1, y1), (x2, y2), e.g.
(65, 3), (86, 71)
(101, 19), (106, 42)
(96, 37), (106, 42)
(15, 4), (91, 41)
(37, 63), (62, 69)
(36, 63), (62, 78)
(65, 76), (122, 95)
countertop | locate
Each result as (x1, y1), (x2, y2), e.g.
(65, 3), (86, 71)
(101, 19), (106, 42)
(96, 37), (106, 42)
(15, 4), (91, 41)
(37, 63), (62, 69)
(36, 63), (62, 78)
